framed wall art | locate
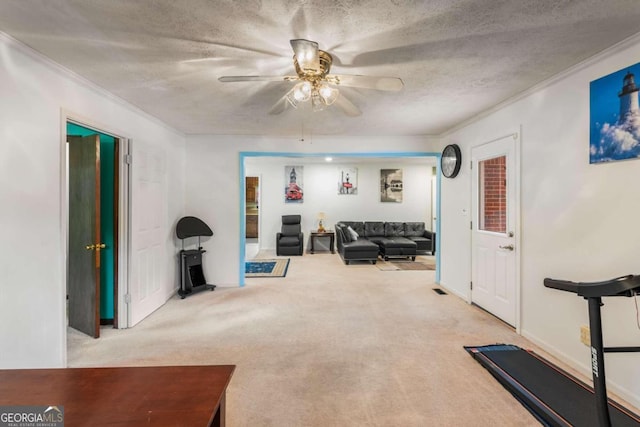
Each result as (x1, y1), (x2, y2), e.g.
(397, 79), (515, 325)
(590, 62), (640, 164)
(284, 165), (304, 203)
(337, 167), (357, 195)
(380, 169), (403, 203)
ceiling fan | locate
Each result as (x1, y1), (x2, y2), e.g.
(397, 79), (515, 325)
(218, 39), (404, 117)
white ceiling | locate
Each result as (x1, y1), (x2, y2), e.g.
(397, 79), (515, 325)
(2, 1), (640, 137)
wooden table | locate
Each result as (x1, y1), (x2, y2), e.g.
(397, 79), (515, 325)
(309, 230), (335, 254)
(0, 365), (235, 426)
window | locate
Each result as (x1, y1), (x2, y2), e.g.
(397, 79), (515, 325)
(479, 155), (507, 233)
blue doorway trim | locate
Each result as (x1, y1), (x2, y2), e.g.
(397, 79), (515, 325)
(239, 151), (442, 286)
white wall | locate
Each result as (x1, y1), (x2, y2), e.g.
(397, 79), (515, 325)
(0, 33), (186, 368)
(440, 36), (640, 406)
(246, 160), (435, 252)
(185, 135), (439, 285)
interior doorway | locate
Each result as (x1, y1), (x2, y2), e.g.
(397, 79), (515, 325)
(66, 120), (127, 337)
(238, 152), (441, 286)
(245, 176), (260, 259)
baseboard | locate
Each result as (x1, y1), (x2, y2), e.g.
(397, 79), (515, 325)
(521, 329), (640, 411)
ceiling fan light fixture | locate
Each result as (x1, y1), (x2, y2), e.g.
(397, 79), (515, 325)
(292, 81), (312, 102)
(285, 88), (300, 109)
(311, 91), (326, 112)
(318, 83), (339, 105)
(220, 38), (399, 117)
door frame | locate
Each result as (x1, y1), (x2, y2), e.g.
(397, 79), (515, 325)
(245, 175), (261, 242)
(60, 111), (131, 344)
(469, 130), (522, 332)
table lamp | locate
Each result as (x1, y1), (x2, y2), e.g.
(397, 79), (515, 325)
(317, 212), (326, 232)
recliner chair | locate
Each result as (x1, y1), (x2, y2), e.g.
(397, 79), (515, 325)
(276, 215), (304, 256)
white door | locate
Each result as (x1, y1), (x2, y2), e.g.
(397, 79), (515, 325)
(431, 173), (437, 233)
(471, 134), (518, 326)
(129, 143), (169, 326)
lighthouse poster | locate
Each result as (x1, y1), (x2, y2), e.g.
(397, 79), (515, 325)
(590, 62), (640, 164)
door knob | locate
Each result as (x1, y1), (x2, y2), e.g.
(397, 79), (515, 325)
(85, 244), (106, 251)
(499, 244), (515, 251)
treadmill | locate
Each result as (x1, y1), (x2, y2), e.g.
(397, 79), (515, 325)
(543, 275), (640, 427)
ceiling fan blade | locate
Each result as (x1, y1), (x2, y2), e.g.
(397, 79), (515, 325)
(334, 94), (362, 117)
(290, 39), (320, 73)
(268, 93), (291, 115)
(218, 76), (298, 83)
(328, 74), (404, 91)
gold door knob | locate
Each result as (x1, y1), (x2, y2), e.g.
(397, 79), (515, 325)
(96, 243), (106, 249)
(85, 244), (95, 250)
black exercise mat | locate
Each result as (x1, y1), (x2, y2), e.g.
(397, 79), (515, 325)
(465, 344), (640, 427)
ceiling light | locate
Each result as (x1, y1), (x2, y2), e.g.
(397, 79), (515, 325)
(286, 81), (313, 108)
(288, 80), (339, 111)
(325, 157), (333, 162)
(293, 81), (312, 101)
(311, 91), (326, 111)
(318, 83), (339, 105)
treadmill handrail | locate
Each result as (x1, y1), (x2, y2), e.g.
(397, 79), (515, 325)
(544, 275), (640, 298)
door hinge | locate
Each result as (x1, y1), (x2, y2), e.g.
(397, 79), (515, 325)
(124, 154), (132, 165)
(470, 281), (473, 290)
(124, 294), (131, 304)
(470, 221), (473, 230)
(470, 161), (473, 169)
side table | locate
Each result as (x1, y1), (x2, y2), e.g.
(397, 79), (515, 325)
(310, 230), (335, 254)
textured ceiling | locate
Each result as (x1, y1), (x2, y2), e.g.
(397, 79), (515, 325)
(2, 1), (640, 136)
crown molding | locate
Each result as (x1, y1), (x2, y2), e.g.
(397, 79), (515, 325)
(441, 31), (640, 137)
(0, 31), (184, 138)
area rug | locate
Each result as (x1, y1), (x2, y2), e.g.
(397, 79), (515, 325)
(245, 258), (290, 277)
(376, 260), (435, 271)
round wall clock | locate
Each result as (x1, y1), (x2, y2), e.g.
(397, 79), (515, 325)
(441, 144), (462, 178)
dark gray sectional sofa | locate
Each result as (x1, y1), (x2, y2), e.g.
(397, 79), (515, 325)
(335, 221), (436, 265)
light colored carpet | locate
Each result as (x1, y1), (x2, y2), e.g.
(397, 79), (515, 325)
(376, 257), (436, 271)
(67, 252), (571, 426)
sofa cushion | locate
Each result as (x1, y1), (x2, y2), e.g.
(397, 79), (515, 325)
(364, 221), (385, 237)
(339, 221), (365, 236)
(340, 236), (379, 263)
(281, 215), (301, 236)
(282, 214), (301, 225)
(346, 226), (359, 241)
(407, 236), (431, 249)
(279, 236), (301, 247)
(281, 224), (300, 236)
(404, 222), (425, 237)
(343, 239), (379, 250)
(384, 222), (405, 237)
(380, 237), (416, 249)
(336, 225), (351, 243)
